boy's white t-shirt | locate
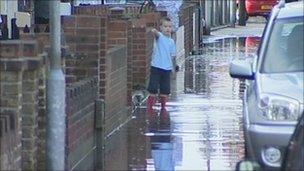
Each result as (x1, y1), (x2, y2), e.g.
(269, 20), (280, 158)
(151, 33), (176, 71)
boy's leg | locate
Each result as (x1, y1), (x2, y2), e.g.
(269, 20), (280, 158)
(159, 69), (171, 114)
(159, 94), (168, 111)
(147, 67), (160, 114)
(147, 94), (156, 111)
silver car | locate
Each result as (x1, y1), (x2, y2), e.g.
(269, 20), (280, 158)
(230, 1), (303, 169)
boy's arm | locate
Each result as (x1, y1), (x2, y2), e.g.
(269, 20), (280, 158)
(151, 28), (160, 39)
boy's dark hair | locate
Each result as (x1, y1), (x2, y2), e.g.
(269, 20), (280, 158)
(160, 17), (172, 25)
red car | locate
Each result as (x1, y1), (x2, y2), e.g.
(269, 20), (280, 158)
(237, 0), (279, 20)
(246, 0), (278, 17)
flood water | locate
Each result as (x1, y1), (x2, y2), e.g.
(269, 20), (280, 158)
(103, 37), (261, 171)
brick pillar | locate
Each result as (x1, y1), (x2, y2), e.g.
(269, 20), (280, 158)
(0, 51), (23, 170)
(106, 11), (133, 106)
(20, 32), (49, 170)
(0, 40), (43, 170)
(21, 69), (39, 169)
(131, 27), (154, 88)
(109, 7), (125, 19)
(36, 58), (47, 169)
(62, 15), (101, 83)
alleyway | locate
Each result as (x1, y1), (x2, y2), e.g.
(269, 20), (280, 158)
(102, 20), (264, 170)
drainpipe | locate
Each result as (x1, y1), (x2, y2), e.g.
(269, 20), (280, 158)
(46, 0), (66, 170)
(230, 0), (236, 27)
(205, 0), (212, 35)
(238, 0), (246, 26)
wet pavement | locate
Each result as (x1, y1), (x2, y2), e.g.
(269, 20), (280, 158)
(103, 36), (261, 171)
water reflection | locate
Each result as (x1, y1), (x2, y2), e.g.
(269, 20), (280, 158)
(147, 113), (174, 170)
(104, 37), (261, 171)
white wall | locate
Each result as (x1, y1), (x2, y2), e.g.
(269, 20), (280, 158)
(176, 26), (185, 66)
(0, 0), (18, 38)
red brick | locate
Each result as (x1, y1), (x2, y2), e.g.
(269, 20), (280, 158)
(108, 32), (126, 39)
(76, 16), (100, 28)
(76, 44), (99, 52)
(76, 29), (100, 37)
(61, 16), (76, 28)
(108, 22), (127, 31)
(0, 42), (22, 58)
(23, 42), (38, 57)
(76, 36), (99, 44)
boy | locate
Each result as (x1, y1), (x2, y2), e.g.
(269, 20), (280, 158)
(147, 17), (177, 115)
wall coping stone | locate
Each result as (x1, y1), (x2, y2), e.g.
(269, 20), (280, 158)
(107, 45), (125, 55)
(0, 40), (38, 59)
(0, 57), (43, 71)
(66, 77), (98, 99)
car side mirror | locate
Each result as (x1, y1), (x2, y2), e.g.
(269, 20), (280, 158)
(229, 59), (254, 80)
(236, 160), (262, 171)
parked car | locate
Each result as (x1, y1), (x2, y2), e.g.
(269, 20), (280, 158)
(236, 0), (279, 20)
(236, 113), (304, 171)
(230, 1), (303, 170)
(246, 0), (278, 19)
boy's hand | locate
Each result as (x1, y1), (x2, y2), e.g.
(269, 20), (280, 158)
(175, 65), (180, 72)
(150, 28), (160, 38)
(151, 28), (157, 33)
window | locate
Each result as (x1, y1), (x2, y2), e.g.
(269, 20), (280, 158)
(18, 0), (31, 12)
(262, 17), (304, 73)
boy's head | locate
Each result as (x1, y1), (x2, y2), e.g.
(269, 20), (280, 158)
(160, 17), (173, 36)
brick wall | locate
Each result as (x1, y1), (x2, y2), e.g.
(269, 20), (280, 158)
(74, 3), (151, 18)
(74, 6), (135, 107)
(65, 78), (98, 170)
(61, 13), (130, 168)
(180, 3), (195, 56)
(106, 9), (133, 106)
(0, 40), (43, 170)
(62, 15), (101, 84)
(103, 46), (128, 136)
(19, 33), (49, 169)
(36, 59), (47, 169)
(179, 4), (196, 90)
(131, 27), (153, 88)
(74, 5), (159, 98)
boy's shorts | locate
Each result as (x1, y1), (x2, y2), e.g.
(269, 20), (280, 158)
(147, 66), (171, 95)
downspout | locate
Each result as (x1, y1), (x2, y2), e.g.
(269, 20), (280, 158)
(46, 0), (66, 170)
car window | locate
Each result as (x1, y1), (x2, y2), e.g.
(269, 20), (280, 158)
(261, 17), (304, 73)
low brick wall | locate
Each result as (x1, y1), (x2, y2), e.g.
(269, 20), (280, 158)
(103, 46), (128, 137)
(65, 78), (98, 170)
